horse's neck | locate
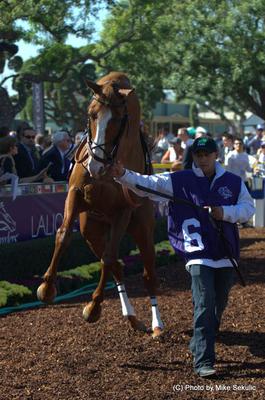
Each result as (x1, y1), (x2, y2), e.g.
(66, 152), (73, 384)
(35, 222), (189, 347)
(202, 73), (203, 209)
(118, 126), (146, 172)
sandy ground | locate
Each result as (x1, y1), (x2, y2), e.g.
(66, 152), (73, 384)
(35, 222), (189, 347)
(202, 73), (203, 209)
(0, 227), (265, 400)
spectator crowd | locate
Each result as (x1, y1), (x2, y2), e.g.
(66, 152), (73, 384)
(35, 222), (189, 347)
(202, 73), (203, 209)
(151, 124), (265, 180)
(1, 122), (265, 194)
(0, 124), (78, 187)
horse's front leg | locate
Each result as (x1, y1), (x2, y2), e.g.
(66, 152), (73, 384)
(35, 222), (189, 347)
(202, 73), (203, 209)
(80, 214), (109, 323)
(37, 187), (79, 303)
(102, 256), (145, 332)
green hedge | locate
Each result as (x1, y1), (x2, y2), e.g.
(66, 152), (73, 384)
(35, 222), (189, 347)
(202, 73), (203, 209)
(0, 281), (32, 307)
(0, 218), (167, 281)
(0, 238), (177, 308)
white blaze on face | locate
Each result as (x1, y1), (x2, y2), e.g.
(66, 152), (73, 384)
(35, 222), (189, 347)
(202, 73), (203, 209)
(87, 108), (112, 177)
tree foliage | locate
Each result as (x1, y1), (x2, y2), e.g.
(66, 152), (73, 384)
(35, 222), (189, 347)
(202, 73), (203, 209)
(95, 0), (174, 117)
(2, 0), (265, 130)
(0, 0), (116, 128)
(95, 0), (265, 123)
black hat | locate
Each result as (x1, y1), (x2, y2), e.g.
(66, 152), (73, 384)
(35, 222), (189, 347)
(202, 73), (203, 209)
(191, 137), (218, 154)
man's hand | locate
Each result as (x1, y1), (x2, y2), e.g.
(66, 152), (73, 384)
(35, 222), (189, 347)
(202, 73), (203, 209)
(108, 161), (125, 178)
(204, 206), (224, 220)
(209, 206), (224, 220)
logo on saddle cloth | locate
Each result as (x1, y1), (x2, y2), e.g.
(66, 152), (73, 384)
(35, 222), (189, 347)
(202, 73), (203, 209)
(218, 186), (233, 199)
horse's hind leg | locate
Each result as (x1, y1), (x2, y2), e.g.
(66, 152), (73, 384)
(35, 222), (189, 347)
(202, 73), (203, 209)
(37, 187), (80, 303)
(107, 211), (147, 332)
(129, 219), (164, 338)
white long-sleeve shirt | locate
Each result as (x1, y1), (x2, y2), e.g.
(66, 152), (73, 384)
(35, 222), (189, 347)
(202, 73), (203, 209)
(115, 162), (255, 269)
(226, 150), (252, 182)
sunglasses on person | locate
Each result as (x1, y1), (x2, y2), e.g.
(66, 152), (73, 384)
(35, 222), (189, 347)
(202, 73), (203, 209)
(24, 135), (36, 139)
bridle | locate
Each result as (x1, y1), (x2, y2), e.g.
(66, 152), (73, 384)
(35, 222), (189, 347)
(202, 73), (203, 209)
(87, 94), (129, 166)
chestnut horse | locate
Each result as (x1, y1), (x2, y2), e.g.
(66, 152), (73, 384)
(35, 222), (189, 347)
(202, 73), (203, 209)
(37, 72), (164, 338)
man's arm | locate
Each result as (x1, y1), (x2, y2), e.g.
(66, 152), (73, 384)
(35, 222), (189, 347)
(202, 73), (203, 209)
(222, 181), (255, 223)
(110, 161), (173, 202)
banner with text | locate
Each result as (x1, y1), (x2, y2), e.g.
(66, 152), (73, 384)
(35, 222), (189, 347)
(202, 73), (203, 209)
(0, 193), (79, 245)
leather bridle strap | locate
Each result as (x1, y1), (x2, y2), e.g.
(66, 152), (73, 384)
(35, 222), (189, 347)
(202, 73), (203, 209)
(87, 112), (128, 166)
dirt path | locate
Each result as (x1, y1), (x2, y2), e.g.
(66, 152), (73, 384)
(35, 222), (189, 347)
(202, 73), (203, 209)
(0, 228), (265, 399)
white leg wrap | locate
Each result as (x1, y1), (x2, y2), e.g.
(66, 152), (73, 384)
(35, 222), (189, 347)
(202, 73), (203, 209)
(151, 296), (164, 330)
(117, 283), (136, 316)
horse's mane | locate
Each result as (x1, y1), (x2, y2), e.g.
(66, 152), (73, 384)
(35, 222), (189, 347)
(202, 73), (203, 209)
(139, 129), (153, 175)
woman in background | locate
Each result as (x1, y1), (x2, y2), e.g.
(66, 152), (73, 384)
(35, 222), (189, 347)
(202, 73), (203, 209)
(0, 136), (49, 184)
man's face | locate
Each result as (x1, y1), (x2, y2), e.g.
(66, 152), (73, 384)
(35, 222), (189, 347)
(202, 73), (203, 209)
(58, 135), (71, 152)
(234, 140), (244, 153)
(22, 129), (36, 148)
(192, 151), (217, 177)
(222, 136), (232, 148)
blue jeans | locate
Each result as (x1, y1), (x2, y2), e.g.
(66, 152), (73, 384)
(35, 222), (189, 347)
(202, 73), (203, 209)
(189, 265), (234, 372)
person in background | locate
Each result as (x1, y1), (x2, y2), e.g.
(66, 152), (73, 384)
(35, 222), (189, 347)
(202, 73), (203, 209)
(220, 132), (234, 166)
(34, 133), (52, 156)
(38, 130), (72, 181)
(243, 131), (253, 154)
(255, 141), (265, 175)
(43, 135), (52, 150)
(35, 133), (45, 156)
(0, 136), (49, 184)
(226, 137), (252, 191)
(161, 137), (183, 171)
(108, 136), (254, 378)
(74, 131), (84, 146)
(14, 126), (40, 179)
(181, 126), (208, 170)
(177, 127), (193, 150)
(247, 124), (264, 155)
(187, 127), (196, 139)
(152, 129), (174, 162)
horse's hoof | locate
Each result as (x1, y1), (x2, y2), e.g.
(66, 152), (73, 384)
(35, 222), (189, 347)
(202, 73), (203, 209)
(37, 282), (57, 304)
(152, 327), (164, 339)
(127, 315), (147, 332)
(83, 301), (102, 323)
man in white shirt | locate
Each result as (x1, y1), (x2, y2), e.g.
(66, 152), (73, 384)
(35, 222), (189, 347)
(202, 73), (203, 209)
(109, 137), (255, 378)
(226, 137), (252, 190)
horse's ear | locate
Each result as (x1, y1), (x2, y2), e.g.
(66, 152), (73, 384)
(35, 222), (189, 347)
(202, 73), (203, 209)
(118, 88), (134, 97)
(86, 80), (102, 95)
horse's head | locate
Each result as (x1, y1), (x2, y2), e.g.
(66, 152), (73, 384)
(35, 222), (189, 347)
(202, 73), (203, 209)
(86, 72), (135, 178)
(0, 201), (16, 233)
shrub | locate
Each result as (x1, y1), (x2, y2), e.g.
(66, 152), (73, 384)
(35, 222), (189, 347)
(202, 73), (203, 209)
(0, 281), (32, 307)
(0, 218), (168, 281)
